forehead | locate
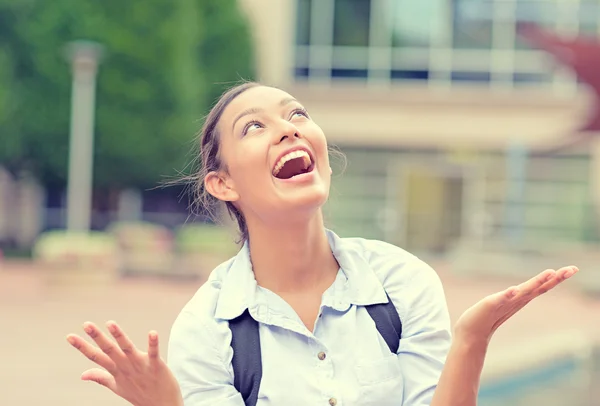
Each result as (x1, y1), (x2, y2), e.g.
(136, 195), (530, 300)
(220, 86), (297, 125)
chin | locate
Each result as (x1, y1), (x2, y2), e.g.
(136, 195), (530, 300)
(279, 184), (330, 212)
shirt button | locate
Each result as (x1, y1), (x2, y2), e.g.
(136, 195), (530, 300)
(317, 351), (327, 361)
(329, 398), (337, 406)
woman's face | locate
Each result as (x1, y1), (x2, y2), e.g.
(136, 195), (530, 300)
(207, 86), (331, 223)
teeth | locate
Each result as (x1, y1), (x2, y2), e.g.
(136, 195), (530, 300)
(272, 150), (312, 176)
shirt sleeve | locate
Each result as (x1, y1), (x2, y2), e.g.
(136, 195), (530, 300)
(167, 310), (245, 406)
(395, 259), (452, 406)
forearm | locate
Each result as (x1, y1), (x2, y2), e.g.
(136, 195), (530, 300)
(430, 337), (489, 406)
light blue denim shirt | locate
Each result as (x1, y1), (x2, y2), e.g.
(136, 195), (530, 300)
(167, 230), (451, 406)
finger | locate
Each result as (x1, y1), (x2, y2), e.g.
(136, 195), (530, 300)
(147, 330), (160, 362)
(492, 288), (537, 330)
(66, 334), (117, 373)
(106, 321), (138, 357)
(81, 368), (117, 392)
(504, 286), (519, 300)
(536, 266), (579, 294)
(517, 269), (556, 296)
(500, 266), (579, 320)
(490, 266), (579, 332)
(83, 322), (126, 363)
(558, 265), (578, 280)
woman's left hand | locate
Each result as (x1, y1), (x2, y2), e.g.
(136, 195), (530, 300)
(453, 265), (578, 345)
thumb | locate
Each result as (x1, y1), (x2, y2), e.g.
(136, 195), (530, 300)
(81, 368), (117, 392)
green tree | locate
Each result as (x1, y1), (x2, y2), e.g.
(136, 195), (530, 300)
(0, 0), (254, 188)
(0, 0), (29, 171)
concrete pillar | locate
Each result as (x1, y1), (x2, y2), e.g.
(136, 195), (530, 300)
(504, 142), (528, 245)
(117, 189), (143, 222)
(589, 137), (600, 235)
(237, 0), (295, 86)
(15, 174), (44, 247)
(0, 168), (12, 242)
(65, 41), (103, 232)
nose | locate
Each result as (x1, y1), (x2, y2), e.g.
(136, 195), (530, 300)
(276, 121), (301, 143)
(278, 132), (300, 143)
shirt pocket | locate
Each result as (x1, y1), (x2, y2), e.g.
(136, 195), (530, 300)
(354, 354), (404, 405)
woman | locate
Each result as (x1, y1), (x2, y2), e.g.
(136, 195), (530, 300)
(66, 82), (578, 406)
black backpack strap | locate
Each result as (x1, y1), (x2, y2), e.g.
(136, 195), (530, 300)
(228, 294), (401, 406)
(229, 309), (262, 406)
(364, 292), (403, 354)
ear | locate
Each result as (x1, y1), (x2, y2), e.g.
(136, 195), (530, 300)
(204, 171), (240, 202)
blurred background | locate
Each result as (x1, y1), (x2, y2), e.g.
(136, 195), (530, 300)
(1, 0), (599, 405)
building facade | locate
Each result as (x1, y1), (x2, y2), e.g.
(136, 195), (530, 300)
(239, 0), (600, 253)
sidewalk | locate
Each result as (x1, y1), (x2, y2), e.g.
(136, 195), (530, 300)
(1, 261), (598, 406)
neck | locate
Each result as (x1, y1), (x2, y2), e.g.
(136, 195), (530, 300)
(245, 211), (339, 294)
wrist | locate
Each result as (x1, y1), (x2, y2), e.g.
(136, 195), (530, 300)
(453, 329), (491, 352)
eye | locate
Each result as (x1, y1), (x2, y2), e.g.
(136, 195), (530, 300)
(290, 108), (309, 120)
(242, 120), (263, 136)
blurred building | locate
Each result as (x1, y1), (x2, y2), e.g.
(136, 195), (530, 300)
(239, 0), (600, 253)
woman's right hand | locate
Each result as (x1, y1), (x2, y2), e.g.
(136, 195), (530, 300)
(66, 321), (183, 406)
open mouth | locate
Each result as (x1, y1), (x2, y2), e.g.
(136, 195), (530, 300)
(272, 149), (315, 180)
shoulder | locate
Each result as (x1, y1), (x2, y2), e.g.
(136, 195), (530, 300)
(338, 236), (440, 288)
(166, 258), (246, 392)
(337, 235), (447, 324)
(167, 257), (236, 359)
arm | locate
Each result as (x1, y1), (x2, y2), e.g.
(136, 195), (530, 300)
(391, 260), (452, 406)
(167, 310), (245, 406)
(429, 337), (488, 406)
(394, 259), (576, 406)
(429, 265), (577, 406)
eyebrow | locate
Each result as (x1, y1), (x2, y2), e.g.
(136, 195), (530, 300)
(279, 97), (297, 106)
(231, 97), (300, 131)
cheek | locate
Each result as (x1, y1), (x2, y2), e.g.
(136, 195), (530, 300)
(228, 144), (269, 183)
(309, 128), (329, 166)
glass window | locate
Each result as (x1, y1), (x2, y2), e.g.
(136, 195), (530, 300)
(331, 68), (369, 78)
(452, 0), (493, 49)
(514, 0), (558, 50)
(579, 0), (600, 36)
(295, 67), (310, 78)
(296, 0), (312, 46)
(391, 0), (446, 47)
(292, 0), (588, 87)
(451, 71), (491, 82)
(513, 72), (553, 84)
(333, 0), (371, 46)
(332, 47), (369, 68)
(391, 69), (430, 81)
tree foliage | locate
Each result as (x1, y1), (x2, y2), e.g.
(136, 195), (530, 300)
(0, 0), (254, 188)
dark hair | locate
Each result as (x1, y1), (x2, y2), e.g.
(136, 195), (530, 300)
(183, 81), (347, 244)
(193, 81), (260, 243)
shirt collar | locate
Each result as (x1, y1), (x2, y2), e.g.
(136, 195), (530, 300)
(214, 229), (388, 321)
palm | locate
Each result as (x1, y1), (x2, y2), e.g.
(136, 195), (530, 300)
(104, 355), (178, 406)
(454, 266), (578, 342)
(67, 322), (183, 406)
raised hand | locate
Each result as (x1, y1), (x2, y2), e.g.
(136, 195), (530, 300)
(66, 321), (183, 406)
(454, 265), (578, 344)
